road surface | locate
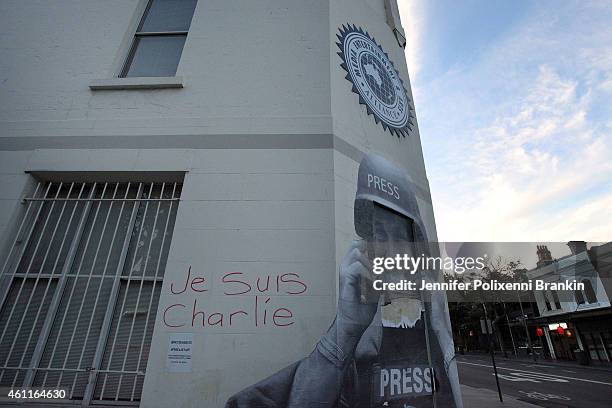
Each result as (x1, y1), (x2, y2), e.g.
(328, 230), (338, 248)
(457, 354), (612, 407)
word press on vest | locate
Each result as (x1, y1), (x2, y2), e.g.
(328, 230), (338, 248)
(378, 365), (434, 399)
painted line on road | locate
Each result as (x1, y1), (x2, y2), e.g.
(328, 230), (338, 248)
(457, 361), (612, 386)
(525, 364), (554, 368)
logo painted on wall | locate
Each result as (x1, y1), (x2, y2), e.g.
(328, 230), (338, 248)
(337, 24), (414, 137)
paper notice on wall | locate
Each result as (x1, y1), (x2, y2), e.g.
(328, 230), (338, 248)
(166, 333), (193, 373)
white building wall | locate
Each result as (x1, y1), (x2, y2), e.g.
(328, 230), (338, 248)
(0, 0), (331, 133)
(0, 1), (439, 407)
(141, 149), (337, 407)
(330, 0), (433, 191)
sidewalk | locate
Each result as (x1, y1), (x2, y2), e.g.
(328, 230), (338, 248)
(461, 385), (537, 407)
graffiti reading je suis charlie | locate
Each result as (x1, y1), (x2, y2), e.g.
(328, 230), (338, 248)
(163, 266), (308, 329)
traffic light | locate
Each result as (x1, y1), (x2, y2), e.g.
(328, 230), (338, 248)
(537, 327), (544, 337)
(557, 326), (565, 335)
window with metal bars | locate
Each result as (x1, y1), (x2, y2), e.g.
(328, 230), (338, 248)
(0, 180), (182, 405)
(120, 0), (198, 77)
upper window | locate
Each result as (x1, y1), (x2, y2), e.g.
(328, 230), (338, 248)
(583, 279), (598, 304)
(120, 0), (198, 78)
(551, 290), (561, 310)
(575, 287), (585, 305)
(543, 291), (552, 311)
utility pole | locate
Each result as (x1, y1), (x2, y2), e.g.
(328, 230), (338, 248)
(503, 302), (518, 357)
(517, 290), (537, 362)
(483, 303), (503, 402)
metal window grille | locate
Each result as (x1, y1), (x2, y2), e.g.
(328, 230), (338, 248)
(0, 180), (182, 405)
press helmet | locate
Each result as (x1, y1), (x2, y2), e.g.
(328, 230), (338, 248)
(354, 153), (427, 242)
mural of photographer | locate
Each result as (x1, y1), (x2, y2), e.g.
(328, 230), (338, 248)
(227, 154), (462, 408)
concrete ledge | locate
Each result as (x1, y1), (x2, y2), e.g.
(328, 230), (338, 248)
(89, 76), (184, 90)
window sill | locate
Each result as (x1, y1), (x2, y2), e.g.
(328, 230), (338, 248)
(89, 76), (184, 90)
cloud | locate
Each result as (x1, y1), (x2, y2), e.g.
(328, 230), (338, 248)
(397, 0), (425, 81)
(415, 2), (612, 242)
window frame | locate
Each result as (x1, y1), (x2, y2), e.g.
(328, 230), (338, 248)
(575, 287), (586, 305)
(543, 291), (552, 311)
(118, 0), (197, 78)
(551, 290), (562, 310)
(583, 279), (598, 304)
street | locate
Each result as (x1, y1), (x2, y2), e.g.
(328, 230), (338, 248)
(457, 354), (612, 408)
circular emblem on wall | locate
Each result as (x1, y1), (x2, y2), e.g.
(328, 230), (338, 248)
(337, 24), (414, 137)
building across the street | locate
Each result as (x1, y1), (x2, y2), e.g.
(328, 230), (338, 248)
(0, 1), (454, 407)
(527, 242), (612, 364)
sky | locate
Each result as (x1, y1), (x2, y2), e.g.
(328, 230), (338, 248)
(397, 0), (612, 244)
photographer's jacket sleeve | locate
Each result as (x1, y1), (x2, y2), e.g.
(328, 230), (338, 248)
(225, 335), (353, 408)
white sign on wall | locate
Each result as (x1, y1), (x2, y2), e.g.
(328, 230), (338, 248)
(166, 332), (193, 373)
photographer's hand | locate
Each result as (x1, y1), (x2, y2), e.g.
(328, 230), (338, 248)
(285, 240), (379, 407)
(334, 239), (379, 342)
(312, 239), (380, 378)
